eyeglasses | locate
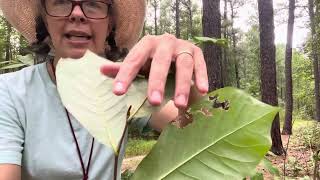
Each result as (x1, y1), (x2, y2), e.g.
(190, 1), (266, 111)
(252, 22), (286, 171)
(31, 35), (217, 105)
(43, 0), (112, 19)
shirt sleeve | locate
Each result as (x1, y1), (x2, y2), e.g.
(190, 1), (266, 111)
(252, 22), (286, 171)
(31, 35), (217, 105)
(0, 77), (24, 166)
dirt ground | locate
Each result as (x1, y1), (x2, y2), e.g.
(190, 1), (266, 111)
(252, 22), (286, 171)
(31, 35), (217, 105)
(261, 135), (314, 179)
(121, 155), (145, 173)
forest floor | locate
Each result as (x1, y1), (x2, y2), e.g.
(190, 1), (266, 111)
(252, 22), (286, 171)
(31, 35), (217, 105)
(121, 119), (318, 179)
(261, 119), (317, 180)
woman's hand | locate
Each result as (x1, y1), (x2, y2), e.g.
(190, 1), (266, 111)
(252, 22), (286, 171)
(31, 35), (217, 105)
(100, 33), (208, 109)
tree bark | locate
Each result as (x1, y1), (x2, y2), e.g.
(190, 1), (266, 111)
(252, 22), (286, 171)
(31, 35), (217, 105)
(258, 0), (285, 155)
(202, 0), (224, 91)
(309, 0), (320, 121)
(152, 0), (159, 35)
(221, 0), (228, 86)
(230, 1), (240, 88)
(5, 20), (12, 62)
(181, 0), (193, 38)
(282, 0), (295, 135)
(175, 0), (181, 38)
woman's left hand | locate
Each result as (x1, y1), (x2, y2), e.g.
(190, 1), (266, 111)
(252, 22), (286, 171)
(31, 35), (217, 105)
(100, 33), (209, 109)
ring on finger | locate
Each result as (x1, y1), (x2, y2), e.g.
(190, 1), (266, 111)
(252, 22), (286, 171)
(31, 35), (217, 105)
(175, 50), (194, 59)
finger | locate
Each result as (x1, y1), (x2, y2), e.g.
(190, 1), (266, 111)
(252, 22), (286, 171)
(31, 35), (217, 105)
(100, 62), (121, 78)
(147, 36), (175, 105)
(113, 36), (154, 95)
(174, 51), (194, 108)
(193, 46), (209, 94)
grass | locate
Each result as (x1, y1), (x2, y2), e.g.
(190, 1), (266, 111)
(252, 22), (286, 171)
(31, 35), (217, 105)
(125, 138), (157, 158)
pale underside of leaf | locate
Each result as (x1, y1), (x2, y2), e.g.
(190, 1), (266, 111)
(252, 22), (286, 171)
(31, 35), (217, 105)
(56, 50), (147, 153)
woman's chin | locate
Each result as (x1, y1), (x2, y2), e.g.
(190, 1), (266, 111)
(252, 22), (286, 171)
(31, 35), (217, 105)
(63, 49), (88, 59)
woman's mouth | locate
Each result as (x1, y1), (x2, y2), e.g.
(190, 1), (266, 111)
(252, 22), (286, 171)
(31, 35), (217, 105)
(65, 34), (92, 41)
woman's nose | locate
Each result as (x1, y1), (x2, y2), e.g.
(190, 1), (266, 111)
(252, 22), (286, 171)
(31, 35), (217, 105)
(69, 5), (87, 23)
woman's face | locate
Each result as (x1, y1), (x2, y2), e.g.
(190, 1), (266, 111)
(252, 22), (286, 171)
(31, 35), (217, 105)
(44, 0), (111, 59)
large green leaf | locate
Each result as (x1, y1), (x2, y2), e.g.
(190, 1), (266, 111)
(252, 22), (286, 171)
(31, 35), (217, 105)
(55, 50), (172, 153)
(56, 51), (147, 153)
(132, 87), (279, 179)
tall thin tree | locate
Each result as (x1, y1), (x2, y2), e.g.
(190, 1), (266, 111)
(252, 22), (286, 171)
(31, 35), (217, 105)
(175, 0), (181, 38)
(258, 0), (285, 155)
(202, 0), (224, 90)
(222, 0), (228, 86)
(181, 0), (193, 38)
(151, 0), (160, 35)
(4, 19), (12, 62)
(282, 0), (296, 135)
(229, 0), (242, 88)
(309, 0), (320, 122)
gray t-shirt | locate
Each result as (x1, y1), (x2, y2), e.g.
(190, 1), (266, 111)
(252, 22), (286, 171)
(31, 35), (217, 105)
(0, 62), (148, 180)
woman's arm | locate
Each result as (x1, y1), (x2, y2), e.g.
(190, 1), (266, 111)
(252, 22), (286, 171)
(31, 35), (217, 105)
(0, 164), (21, 180)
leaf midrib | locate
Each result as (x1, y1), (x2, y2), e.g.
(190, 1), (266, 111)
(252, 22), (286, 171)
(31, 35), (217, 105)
(160, 108), (274, 179)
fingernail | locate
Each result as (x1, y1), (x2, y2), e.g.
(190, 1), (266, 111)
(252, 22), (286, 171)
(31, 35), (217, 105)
(114, 82), (125, 93)
(201, 82), (209, 93)
(176, 94), (187, 107)
(151, 91), (162, 104)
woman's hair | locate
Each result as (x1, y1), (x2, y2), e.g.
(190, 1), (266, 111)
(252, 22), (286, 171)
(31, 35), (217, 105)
(30, 1), (128, 62)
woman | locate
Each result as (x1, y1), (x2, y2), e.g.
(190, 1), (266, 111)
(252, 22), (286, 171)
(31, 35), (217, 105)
(0, 0), (208, 179)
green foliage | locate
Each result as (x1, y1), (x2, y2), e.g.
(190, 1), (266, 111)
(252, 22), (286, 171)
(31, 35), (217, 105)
(132, 87), (279, 179)
(287, 157), (303, 177)
(238, 25), (261, 97)
(292, 51), (315, 119)
(250, 172), (264, 180)
(191, 36), (228, 47)
(145, 0), (202, 39)
(262, 158), (280, 177)
(0, 54), (34, 71)
(275, 44), (285, 104)
(121, 170), (134, 180)
(0, 16), (30, 74)
(296, 122), (320, 150)
(125, 139), (157, 158)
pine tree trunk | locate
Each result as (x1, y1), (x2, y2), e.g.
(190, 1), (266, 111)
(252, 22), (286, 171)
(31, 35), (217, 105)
(309, 0), (320, 122)
(181, 0), (193, 38)
(187, 0), (193, 37)
(230, 1), (240, 88)
(202, 0), (224, 91)
(5, 20), (12, 62)
(282, 0), (295, 135)
(222, 0), (228, 86)
(258, 0), (285, 155)
(175, 0), (181, 38)
(153, 0), (158, 35)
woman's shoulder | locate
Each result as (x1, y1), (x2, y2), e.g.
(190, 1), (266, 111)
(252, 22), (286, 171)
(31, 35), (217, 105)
(0, 63), (46, 84)
(0, 62), (52, 103)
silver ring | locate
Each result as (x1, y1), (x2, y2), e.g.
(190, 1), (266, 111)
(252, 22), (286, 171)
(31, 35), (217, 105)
(175, 51), (194, 59)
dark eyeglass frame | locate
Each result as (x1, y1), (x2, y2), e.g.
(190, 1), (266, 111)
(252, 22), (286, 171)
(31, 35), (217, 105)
(42, 0), (113, 19)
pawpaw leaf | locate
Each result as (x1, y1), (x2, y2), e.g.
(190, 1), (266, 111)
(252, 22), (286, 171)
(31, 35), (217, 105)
(55, 50), (174, 154)
(56, 50), (147, 153)
(132, 87), (279, 179)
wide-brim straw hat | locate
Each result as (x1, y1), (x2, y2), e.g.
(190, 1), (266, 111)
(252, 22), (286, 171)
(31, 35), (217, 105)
(0, 0), (146, 50)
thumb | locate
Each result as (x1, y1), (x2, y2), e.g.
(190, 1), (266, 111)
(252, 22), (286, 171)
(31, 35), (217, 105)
(100, 62), (121, 78)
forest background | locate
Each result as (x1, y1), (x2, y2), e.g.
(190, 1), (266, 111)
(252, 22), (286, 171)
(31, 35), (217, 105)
(1, 0), (320, 178)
